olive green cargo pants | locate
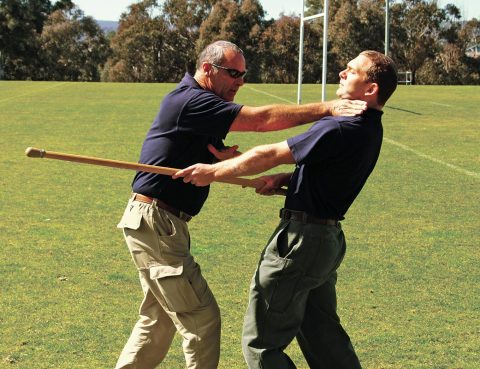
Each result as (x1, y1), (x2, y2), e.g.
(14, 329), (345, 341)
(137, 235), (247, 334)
(242, 218), (362, 369)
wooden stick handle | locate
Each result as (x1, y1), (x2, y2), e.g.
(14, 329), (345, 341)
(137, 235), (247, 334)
(25, 147), (288, 196)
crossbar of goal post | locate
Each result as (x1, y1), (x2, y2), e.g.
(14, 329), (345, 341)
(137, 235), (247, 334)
(297, 0), (329, 104)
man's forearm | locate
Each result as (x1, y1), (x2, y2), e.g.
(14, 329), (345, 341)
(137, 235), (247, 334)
(257, 103), (333, 131)
(212, 141), (294, 180)
(232, 103), (332, 132)
(173, 142), (295, 187)
(230, 99), (367, 132)
(212, 145), (279, 179)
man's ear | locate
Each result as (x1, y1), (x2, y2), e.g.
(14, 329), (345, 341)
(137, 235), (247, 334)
(365, 82), (379, 98)
(202, 62), (213, 76)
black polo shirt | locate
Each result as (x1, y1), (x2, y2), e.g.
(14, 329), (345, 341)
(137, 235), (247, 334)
(286, 109), (383, 220)
(132, 73), (243, 216)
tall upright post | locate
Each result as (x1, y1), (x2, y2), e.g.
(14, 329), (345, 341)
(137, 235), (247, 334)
(0, 51), (4, 80)
(321, 0), (329, 102)
(385, 0), (390, 56)
(297, 0), (306, 104)
(297, 0), (329, 104)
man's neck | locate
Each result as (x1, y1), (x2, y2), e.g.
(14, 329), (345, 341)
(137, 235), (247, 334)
(193, 72), (207, 90)
(367, 100), (383, 111)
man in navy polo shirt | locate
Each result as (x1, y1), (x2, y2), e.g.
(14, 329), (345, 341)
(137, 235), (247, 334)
(175, 50), (398, 369)
(115, 40), (367, 369)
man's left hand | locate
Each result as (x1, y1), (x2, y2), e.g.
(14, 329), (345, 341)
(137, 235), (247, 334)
(328, 99), (367, 116)
(208, 144), (240, 161)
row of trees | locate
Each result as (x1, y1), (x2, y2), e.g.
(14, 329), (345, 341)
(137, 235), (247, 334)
(0, 0), (110, 80)
(1, 0), (479, 84)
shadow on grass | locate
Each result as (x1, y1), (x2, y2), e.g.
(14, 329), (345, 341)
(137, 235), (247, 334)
(385, 105), (422, 115)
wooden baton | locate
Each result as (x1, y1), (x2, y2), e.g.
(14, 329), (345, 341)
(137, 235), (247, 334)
(25, 147), (287, 196)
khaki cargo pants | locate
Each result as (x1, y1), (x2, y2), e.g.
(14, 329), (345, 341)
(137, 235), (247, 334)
(115, 197), (221, 369)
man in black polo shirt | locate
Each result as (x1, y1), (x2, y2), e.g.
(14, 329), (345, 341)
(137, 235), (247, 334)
(175, 50), (398, 369)
(115, 40), (367, 369)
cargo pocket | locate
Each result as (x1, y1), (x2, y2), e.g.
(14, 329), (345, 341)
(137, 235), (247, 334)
(260, 261), (303, 313)
(150, 263), (201, 313)
(117, 201), (142, 230)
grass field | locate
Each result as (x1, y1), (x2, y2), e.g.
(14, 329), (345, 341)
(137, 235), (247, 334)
(0, 80), (479, 369)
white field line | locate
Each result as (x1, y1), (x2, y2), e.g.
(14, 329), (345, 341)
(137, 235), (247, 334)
(0, 82), (68, 104)
(383, 138), (479, 179)
(245, 86), (295, 104)
(245, 85), (479, 180)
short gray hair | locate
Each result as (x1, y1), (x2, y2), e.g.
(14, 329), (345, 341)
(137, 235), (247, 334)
(196, 41), (244, 70)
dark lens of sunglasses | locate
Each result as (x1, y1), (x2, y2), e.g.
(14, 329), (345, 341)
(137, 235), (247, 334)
(228, 69), (242, 78)
(227, 69), (243, 78)
(212, 64), (246, 79)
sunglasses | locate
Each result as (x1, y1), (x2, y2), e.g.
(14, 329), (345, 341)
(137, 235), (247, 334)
(211, 63), (247, 79)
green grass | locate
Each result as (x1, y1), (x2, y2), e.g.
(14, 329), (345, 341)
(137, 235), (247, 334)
(1, 81), (479, 368)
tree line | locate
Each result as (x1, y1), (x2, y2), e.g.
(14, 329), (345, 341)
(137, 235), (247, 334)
(1, 0), (479, 84)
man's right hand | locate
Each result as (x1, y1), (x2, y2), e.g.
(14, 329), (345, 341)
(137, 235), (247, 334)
(173, 163), (215, 186)
(327, 99), (367, 116)
(254, 173), (291, 196)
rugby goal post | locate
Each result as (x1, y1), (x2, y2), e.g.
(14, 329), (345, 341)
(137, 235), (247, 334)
(297, 0), (329, 104)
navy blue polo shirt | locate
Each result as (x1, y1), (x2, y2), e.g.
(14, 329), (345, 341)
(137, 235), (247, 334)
(132, 73), (243, 216)
(285, 109), (383, 220)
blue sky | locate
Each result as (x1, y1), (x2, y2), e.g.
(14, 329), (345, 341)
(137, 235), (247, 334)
(73, 0), (479, 21)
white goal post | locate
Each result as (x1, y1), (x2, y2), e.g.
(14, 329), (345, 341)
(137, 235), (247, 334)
(297, 0), (329, 104)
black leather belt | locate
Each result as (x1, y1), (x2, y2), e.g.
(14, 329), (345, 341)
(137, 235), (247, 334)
(132, 193), (192, 222)
(280, 208), (338, 226)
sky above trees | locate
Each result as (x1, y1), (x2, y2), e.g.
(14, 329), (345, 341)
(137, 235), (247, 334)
(72, 0), (480, 21)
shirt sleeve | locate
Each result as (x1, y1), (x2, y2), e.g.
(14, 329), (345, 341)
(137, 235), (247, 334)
(287, 118), (342, 165)
(178, 91), (243, 138)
